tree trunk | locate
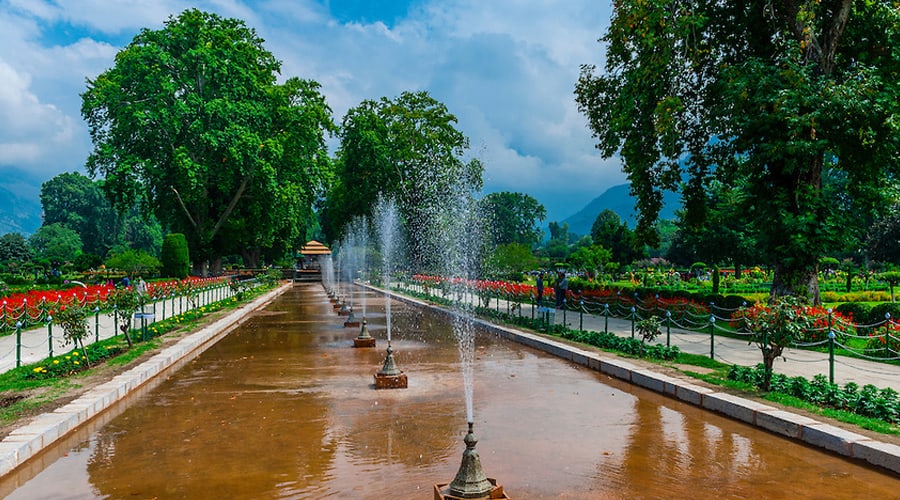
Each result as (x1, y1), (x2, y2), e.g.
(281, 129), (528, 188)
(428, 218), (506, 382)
(209, 256), (223, 275)
(771, 261), (820, 305)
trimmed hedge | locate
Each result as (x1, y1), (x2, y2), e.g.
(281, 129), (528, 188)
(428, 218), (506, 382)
(161, 233), (190, 279)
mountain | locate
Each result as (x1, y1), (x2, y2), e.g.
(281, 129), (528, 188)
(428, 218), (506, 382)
(0, 167), (44, 235)
(561, 183), (680, 237)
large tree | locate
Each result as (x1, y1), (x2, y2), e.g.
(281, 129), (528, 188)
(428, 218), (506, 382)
(28, 223), (83, 267)
(590, 209), (644, 265)
(82, 9), (333, 275)
(480, 191), (547, 247)
(576, 1), (900, 303)
(0, 233), (31, 264)
(322, 91), (482, 269)
(40, 172), (118, 257)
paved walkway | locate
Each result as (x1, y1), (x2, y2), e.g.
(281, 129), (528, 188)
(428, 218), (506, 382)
(399, 283), (900, 393)
(0, 286), (233, 374)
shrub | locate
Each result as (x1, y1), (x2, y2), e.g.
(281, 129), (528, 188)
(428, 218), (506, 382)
(161, 233), (190, 279)
(834, 302), (873, 326)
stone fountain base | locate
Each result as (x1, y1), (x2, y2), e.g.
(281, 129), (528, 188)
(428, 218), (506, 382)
(333, 303), (342, 311)
(433, 480), (508, 500)
(353, 337), (376, 347)
(338, 308), (351, 316)
(344, 319), (360, 327)
(374, 371), (407, 389)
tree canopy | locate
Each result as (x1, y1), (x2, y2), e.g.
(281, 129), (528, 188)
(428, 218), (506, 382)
(40, 172), (118, 257)
(480, 191), (547, 248)
(82, 9), (333, 274)
(576, 0), (900, 303)
(322, 91), (482, 268)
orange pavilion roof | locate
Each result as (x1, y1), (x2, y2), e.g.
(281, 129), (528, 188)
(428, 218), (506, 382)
(299, 240), (331, 255)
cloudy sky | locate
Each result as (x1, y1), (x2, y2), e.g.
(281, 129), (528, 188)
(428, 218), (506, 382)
(0, 0), (624, 223)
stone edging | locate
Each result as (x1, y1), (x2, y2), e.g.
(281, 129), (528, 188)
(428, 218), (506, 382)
(0, 283), (291, 479)
(380, 286), (900, 476)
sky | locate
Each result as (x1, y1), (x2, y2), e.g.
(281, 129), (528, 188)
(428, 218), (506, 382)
(0, 0), (625, 223)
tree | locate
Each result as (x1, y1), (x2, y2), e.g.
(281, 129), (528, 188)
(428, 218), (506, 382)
(105, 249), (161, 278)
(590, 210), (643, 265)
(567, 244), (612, 279)
(322, 91), (482, 268)
(161, 233), (190, 278)
(28, 223), (83, 267)
(480, 192), (547, 247)
(576, 1), (900, 304)
(0, 233), (31, 264)
(867, 209), (900, 266)
(741, 297), (815, 391)
(484, 243), (540, 280)
(82, 9), (333, 275)
(542, 221), (572, 261)
(40, 172), (118, 257)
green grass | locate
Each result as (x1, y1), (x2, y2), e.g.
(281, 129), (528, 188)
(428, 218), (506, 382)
(764, 392), (900, 435)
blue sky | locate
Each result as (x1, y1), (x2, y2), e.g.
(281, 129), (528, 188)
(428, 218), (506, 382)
(0, 0), (624, 223)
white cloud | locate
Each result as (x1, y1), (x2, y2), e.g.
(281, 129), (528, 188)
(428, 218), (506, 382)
(0, 0), (623, 220)
(0, 59), (77, 168)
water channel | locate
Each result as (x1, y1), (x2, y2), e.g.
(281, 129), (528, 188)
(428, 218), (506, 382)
(1, 284), (897, 498)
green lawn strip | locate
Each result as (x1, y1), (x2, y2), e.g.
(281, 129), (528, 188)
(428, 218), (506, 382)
(763, 392), (900, 435)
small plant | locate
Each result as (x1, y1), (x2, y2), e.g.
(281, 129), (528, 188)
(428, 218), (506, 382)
(740, 296), (816, 391)
(52, 302), (91, 365)
(635, 315), (662, 357)
(107, 288), (139, 347)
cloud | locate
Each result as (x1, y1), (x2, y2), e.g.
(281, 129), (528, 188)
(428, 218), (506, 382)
(0, 59), (77, 168)
(0, 0), (623, 221)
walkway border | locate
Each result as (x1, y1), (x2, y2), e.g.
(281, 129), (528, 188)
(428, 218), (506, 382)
(377, 285), (900, 476)
(0, 283), (291, 479)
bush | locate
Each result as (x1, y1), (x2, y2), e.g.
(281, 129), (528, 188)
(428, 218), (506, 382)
(834, 302), (873, 325)
(869, 303), (900, 324)
(161, 233), (190, 279)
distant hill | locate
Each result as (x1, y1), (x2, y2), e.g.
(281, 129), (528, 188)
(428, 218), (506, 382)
(0, 167), (43, 235)
(561, 183), (680, 237)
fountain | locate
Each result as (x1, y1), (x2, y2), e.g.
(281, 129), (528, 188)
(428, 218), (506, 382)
(432, 188), (506, 496)
(373, 196), (407, 389)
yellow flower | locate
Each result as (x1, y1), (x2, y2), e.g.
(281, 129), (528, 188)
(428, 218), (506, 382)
(33, 367), (41, 373)
(53, 360), (59, 364)
(73, 351), (80, 356)
(65, 356), (71, 360)
(74, 361), (80, 365)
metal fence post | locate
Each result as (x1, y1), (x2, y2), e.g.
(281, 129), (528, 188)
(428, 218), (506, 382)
(579, 300), (584, 331)
(94, 306), (100, 343)
(15, 322), (22, 368)
(709, 315), (716, 359)
(47, 315), (54, 358)
(562, 299), (567, 327)
(630, 306), (636, 339)
(666, 310), (672, 347)
(604, 304), (609, 333)
(114, 306), (118, 337)
(828, 330), (836, 384)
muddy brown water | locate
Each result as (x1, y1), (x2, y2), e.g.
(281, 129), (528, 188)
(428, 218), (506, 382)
(1, 284), (897, 499)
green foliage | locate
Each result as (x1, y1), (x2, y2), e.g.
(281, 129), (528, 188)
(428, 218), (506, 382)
(480, 192), (546, 247)
(635, 315), (662, 356)
(567, 244), (612, 277)
(561, 328), (680, 361)
(0, 233), (31, 263)
(28, 223), (83, 266)
(40, 172), (119, 257)
(161, 233), (190, 278)
(740, 296), (817, 390)
(728, 366), (899, 424)
(73, 253), (103, 272)
(485, 243), (539, 281)
(26, 344), (123, 380)
(575, 0), (900, 301)
(590, 209), (644, 265)
(51, 302), (90, 355)
(105, 249), (161, 277)
(82, 9), (334, 273)
(322, 90), (482, 268)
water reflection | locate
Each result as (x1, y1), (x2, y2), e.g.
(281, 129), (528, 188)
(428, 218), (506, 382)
(1, 284), (897, 498)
